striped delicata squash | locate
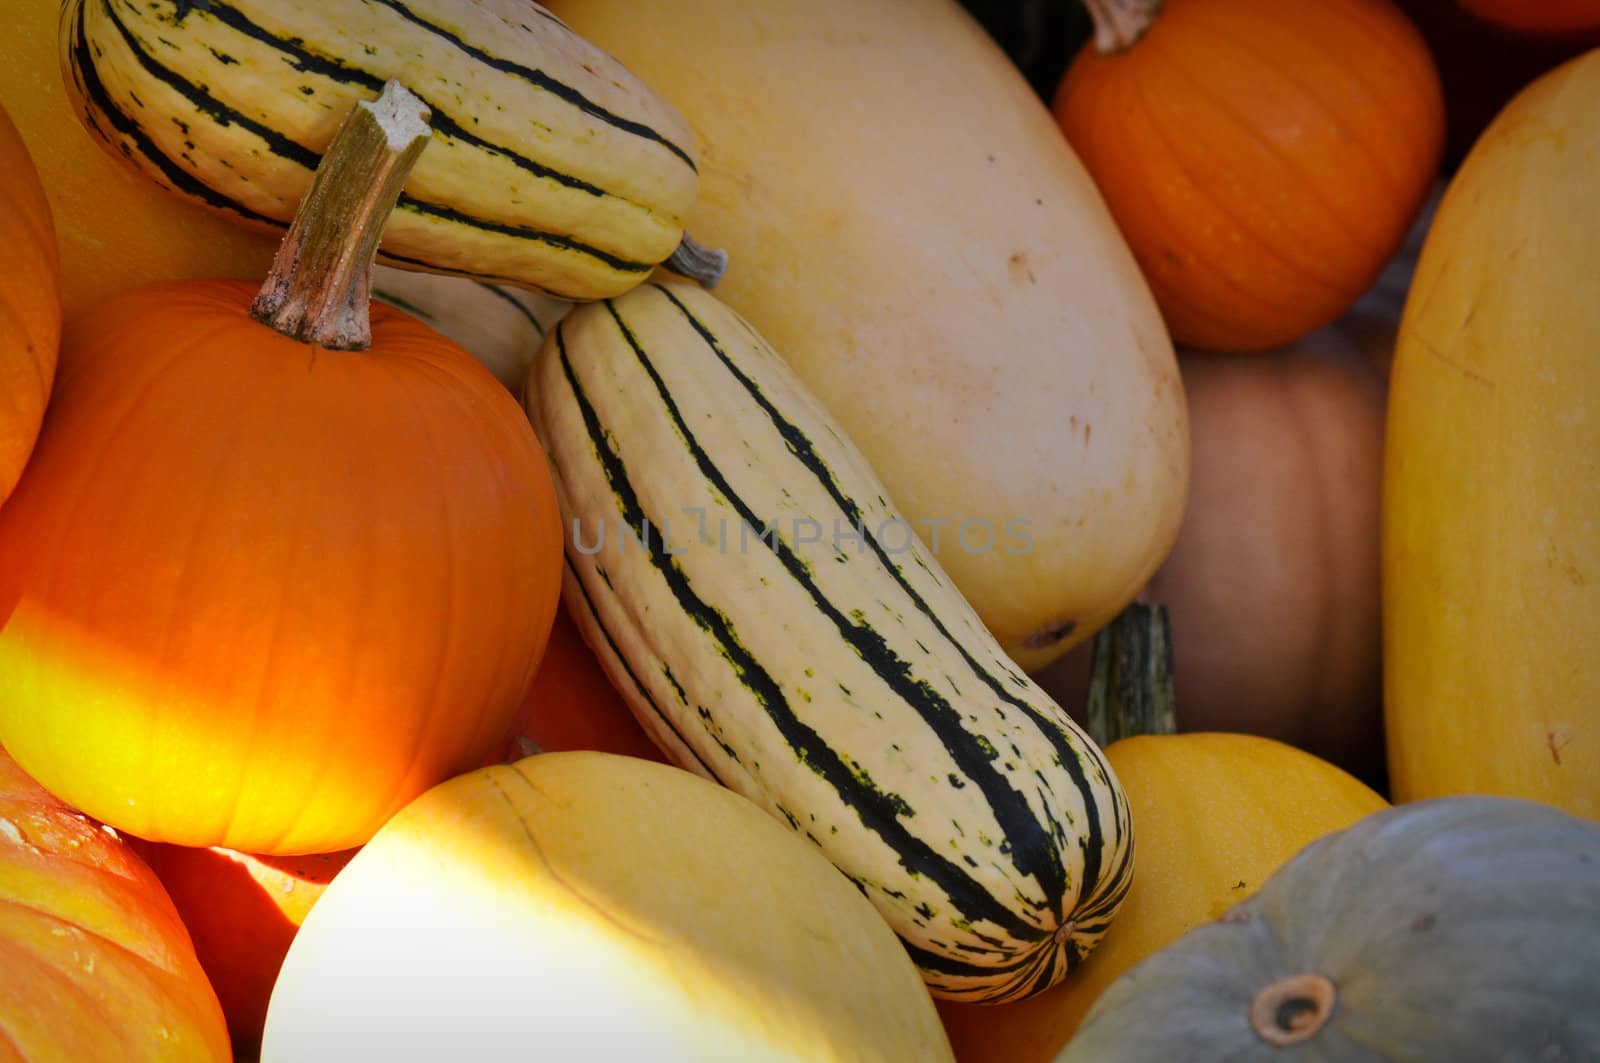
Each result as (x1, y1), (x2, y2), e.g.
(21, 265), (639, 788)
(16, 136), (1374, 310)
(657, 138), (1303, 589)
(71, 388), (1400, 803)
(524, 281), (1134, 1004)
(62, 0), (719, 300)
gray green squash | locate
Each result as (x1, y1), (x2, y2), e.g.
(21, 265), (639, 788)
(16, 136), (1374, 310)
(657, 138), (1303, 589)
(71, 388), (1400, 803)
(1059, 795), (1600, 1061)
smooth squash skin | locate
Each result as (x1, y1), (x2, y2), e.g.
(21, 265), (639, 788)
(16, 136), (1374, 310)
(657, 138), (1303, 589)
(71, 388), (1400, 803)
(937, 734), (1386, 1061)
(261, 753), (955, 1062)
(0, 3), (277, 316)
(544, 0), (1188, 672)
(1384, 51), (1600, 818)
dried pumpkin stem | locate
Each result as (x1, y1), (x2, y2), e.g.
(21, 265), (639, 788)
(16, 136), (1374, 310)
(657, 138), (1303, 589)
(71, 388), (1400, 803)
(251, 80), (432, 351)
(663, 232), (729, 289)
(1085, 601), (1176, 747)
(1081, 0), (1164, 53)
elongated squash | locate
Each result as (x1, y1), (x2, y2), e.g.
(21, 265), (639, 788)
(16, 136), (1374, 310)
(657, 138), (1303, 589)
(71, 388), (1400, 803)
(545, 0), (1188, 671)
(524, 281), (1133, 1004)
(1384, 51), (1600, 818)
(62, 0), (710, 300)
(372, 266), (569, 391)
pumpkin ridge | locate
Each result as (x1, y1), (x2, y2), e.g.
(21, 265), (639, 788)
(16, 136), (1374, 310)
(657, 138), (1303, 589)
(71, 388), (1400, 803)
(1125, 72), (1351, 311)
(1137, 36), (1377, 295)
(1163, 6), (1415, 205)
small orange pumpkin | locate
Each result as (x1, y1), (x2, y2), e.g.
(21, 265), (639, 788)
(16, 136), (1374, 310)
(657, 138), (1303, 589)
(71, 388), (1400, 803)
(0, 102), (61, 505)
(1053, 0), (1445, 352)
(130, 841), (356, 1058)
(0, 745), (232, 1062)
(0, 84), (562, 855)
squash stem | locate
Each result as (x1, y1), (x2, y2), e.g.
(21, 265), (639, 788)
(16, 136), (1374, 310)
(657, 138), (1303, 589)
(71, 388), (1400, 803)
(1084, 602), (1176, 747)
(1080, 0), (1163, 53)
(251, 80), (432, 351)
(663, 232), (729, 289)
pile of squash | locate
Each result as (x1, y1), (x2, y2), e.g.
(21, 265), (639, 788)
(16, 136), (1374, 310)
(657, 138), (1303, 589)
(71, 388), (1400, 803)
(1, 0), (1596, 1059)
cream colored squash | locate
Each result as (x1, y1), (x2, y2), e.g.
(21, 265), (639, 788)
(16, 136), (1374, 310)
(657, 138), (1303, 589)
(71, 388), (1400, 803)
(261, 752), (955, 1062)
(544, 0), (1188, 671)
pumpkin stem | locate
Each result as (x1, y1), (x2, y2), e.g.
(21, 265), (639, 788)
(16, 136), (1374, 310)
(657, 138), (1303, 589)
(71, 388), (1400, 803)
(1080, 0), (1163, 53)
(1084, 601), (1176, 747)
(251, 80), (432, 351)
(663, 232), (729, 289)
(1249, 973), (1338, 1046)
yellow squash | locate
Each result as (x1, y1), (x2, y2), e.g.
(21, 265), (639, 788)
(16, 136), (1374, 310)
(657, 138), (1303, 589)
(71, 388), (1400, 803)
(261, 752), (954, 1062)
(1384, 51), (1600, 818)
(545, 0), (1188, 671)
(937, 734), (1387, 1061)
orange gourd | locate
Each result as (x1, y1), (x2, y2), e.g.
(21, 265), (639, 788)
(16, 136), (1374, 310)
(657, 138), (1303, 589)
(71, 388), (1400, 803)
(130, 842), (356, 1058)
(1455, 0), (1600, 36)
(1053, 0), (1445, 352)
(0, 745), (231, 1062)
(0, 102), (61, 505)
(0, 84), (562, 855)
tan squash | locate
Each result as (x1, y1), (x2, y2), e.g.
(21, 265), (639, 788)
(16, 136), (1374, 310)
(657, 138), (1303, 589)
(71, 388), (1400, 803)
(544, 0), (1188, 671)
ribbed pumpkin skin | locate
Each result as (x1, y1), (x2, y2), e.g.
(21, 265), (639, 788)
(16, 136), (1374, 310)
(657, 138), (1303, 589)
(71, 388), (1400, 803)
(1456, 0), (1600, 35)
(1144, 348), (1388, 780)
(0, 103), (61, 505)
(130, 842), (357, 1057)
(937, 734), (1386, 1062)
(1060, 796), (1600, 1061)
(1384, 52), (1600, 819)
(261, 753), (956, 1062)
(1054, 0), (1444, 352)
(0, 280), (562, 855)
(546, 0), (1187, 673)
(0, 746), (231, 1063)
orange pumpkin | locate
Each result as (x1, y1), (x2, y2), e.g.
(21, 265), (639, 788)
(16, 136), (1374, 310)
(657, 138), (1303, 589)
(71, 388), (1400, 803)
(0, 745), (231, 1062)
(129, 842), (355, 1058)
(0, 102), (61, 505)
(494, 606), (669, 765)
(0, 84), (562, 855)
(1455, 0), (1600, 35)
(1145, 344), (1388, 779)
(1053, 0), (1444, 352)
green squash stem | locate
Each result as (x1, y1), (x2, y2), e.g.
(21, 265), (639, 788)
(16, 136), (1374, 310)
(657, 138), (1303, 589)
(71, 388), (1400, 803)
(1084, 601), (1176, 747)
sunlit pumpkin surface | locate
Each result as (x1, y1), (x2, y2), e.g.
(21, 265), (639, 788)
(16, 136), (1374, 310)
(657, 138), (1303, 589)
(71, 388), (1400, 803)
(261, 752), (954, 1061)
(937, 733), (1387, 1061)
(0, 280), (562, 855)
(0, 746), (231, 1062)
